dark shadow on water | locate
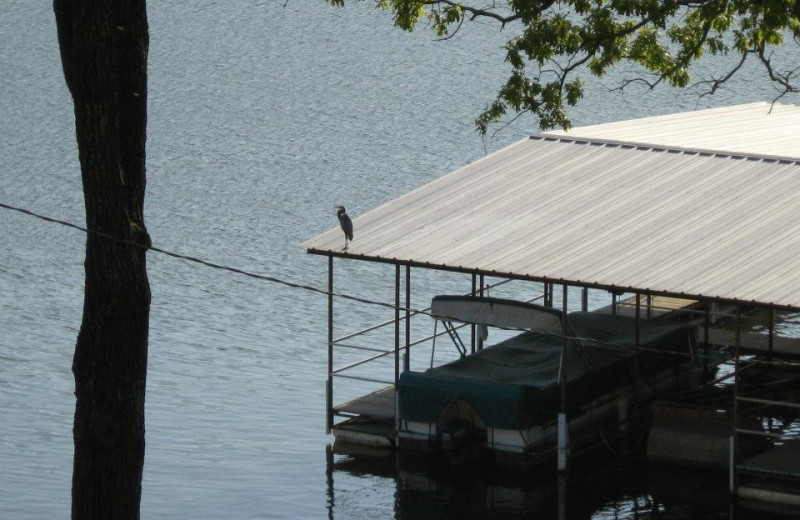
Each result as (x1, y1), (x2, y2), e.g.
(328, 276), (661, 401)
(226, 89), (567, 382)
(325, 445), (798, 520)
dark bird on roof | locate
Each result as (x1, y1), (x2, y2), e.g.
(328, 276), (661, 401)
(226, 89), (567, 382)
(335, 205), (353, 250)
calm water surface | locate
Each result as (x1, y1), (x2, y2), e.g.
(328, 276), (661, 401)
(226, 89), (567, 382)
(1, 1), (798, 518)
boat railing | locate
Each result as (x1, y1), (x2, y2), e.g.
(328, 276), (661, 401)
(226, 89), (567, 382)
(331, 277), (514, 345)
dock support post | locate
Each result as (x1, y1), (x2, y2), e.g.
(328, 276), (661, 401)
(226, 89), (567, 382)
(394, 265), (400, 385)
(768, 307), (775, 362)
(557, 413), (569, 473)
(704, 302), (711, 376)
(394, 264), (401, 439)
(327, 255), (334, 435)
(559, 284), (569, 473)
(729, 435), (735, 495)
(470, 274), (476, 354)
(731, 306), (742, 497)
(634, 293), (640, 433)
(405, 265), (410, 372)
(478, 274), (485, 351)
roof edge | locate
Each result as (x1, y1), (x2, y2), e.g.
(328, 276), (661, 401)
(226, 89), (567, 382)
(532, 133), (800, 164)
(305, 248), (800, 312)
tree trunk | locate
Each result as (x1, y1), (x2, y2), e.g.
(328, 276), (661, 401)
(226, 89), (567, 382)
(53, 1), (151, 519)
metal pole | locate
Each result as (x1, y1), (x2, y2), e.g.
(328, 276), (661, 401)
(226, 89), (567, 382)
(634, 293), (640, 433)
(646, 294), (652, 320)
(561, 284), (568, 407)
(611, 292), (617, 315)
(704, 302), (711, 376)
(405, 265), (411, 372)
(394, 264), (401, 440)
(327, 255), (334, 435)
(768, 307), (775, 361)
(478, 274), (485, 350)
(581, 287), (588, 312)
(395, 264), (401, 387)
(558, 284), (569, 473)
(731, 305), (742, 496)
(471, 273), (477, 354)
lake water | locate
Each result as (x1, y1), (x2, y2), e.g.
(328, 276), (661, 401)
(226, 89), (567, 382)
(1, 1), (798, 519)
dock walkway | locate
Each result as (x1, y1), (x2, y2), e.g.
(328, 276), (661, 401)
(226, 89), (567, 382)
(332, 386), (396, 449)
(738, 439), (800, 508)
(333, 385), (395, 420)
(740, 439), (800, 479)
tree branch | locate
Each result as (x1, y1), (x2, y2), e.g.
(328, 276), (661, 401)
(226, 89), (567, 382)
(694, 50), (751, 98)
(422, 0), (522, 26)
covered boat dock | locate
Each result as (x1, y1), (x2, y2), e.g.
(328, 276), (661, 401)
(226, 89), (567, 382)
(303, 102), (800, 506)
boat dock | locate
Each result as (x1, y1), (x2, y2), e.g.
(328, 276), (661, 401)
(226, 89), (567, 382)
(303, 103), (800, 512)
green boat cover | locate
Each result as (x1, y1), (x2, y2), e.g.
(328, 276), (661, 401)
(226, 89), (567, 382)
(399, 304), (696, 430)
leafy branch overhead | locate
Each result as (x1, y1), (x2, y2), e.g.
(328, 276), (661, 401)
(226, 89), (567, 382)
(328, 0), (800, 132)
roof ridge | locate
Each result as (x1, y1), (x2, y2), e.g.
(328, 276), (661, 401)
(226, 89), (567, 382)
(532, 133), (800, 165)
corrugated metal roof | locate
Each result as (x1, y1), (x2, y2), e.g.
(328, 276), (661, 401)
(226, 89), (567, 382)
(303, 103), (800, 309)
(548, 102), (800, 159)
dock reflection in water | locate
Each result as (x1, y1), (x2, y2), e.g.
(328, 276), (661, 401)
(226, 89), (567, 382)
(324, 445), (795, 520)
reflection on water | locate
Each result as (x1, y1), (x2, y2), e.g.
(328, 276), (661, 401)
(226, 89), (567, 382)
(325, 445), (797, 519)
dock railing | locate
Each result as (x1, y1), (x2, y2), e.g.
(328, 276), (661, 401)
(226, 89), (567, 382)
(731, 392), (800, 496)
(326, 268), (517, 436)
(728, 305), (800, 498)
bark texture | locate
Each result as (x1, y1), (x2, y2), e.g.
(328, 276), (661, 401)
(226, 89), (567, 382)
(53, 1), (151, 519)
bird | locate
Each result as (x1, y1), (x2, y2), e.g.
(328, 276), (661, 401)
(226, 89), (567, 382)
(335, 205), (353, 250)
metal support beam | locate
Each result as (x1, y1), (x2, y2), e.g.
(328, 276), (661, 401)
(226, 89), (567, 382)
(634, 293), (641, 432)
(581, 287), (588, 312)
(731, 305), (742, 495)
(558, 284), (569, 473)
(704, 302), (711, 375)
(327, 255), (334, 435)
(471, 274), (477, 354)
(442, 321), (468, 356)
(394, 264), (400, 387)
(394, 264), (401, 439)
(768, 307), (775, 361)
(478, 274), (485, 350)
(405, 265), (411, 372)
